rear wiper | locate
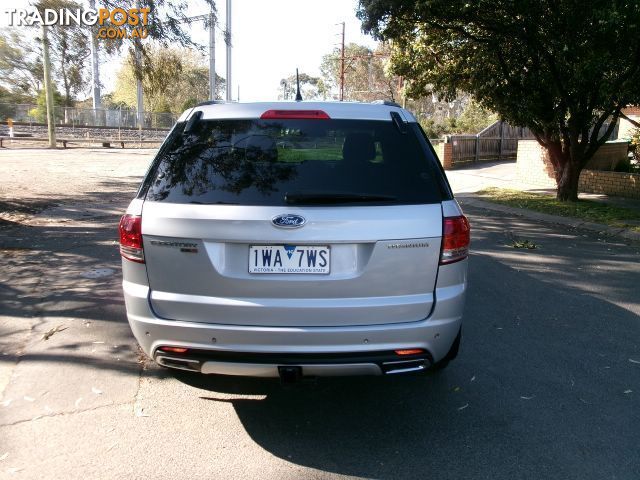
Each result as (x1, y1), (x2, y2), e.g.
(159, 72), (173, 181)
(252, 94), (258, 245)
(285, 192), (397, 204)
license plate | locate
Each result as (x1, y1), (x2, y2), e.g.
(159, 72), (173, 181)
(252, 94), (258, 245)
(249, 245), (330, 274)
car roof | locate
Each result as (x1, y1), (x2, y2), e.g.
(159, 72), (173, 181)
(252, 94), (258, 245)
(177, 101), (418, 123)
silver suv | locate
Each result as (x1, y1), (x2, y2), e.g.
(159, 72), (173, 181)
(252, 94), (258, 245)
(120, 101), (469, 380)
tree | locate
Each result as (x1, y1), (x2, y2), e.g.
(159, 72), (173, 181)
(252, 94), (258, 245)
(48, 1), (91, 106)
(0, 30), (42, 98)
(29, 88), (64, 123)
(112, 46), (225, 114)
(420, 99), (497, 137)
(358, 0), (640, 201)
(31, 0), (92, 106)
(320, 43), (400, 102)
(96, 0), (217, 84)
(278, 72), (326, 100)
(456, 100), (498, 134)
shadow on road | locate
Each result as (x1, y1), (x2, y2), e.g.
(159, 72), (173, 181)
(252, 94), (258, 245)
(166, 210), (640, 479)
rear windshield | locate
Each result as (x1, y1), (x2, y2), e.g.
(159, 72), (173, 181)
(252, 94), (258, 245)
(145, 118), (447, 206)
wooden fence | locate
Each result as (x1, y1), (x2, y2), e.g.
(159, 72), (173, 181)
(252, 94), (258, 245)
(445, 122), (534, 167)
(441, 120), (620, 168)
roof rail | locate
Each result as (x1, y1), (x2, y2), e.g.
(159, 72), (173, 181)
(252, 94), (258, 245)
(195, 100), (227, 107)
(371, 100), (402, 108)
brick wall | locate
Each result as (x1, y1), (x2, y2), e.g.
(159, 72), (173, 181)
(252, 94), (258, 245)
(579, 170), (640, 199)
(516, 140), (557, 187)
(516, 139), (639, 198)
(436, 142), (453, 169)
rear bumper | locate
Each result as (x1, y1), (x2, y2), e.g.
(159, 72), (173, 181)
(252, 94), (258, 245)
(123, 273), (466, 376)
(155, 350), (433, 376)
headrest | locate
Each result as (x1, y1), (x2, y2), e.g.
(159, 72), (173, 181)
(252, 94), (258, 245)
(342, 132), (376, 163)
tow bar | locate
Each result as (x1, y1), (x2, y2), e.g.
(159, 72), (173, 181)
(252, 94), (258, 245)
(278, 366), (303, 384)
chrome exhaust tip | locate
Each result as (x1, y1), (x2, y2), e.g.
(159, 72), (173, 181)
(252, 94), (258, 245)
(156, 355), (202, 372)
(381, 359), (428, 375)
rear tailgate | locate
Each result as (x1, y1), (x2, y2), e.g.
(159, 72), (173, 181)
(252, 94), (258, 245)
(142, 202), (442, 327)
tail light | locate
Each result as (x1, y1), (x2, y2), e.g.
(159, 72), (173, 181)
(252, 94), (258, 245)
(440, 215), (470, 265)
(119, 214), (144, 263)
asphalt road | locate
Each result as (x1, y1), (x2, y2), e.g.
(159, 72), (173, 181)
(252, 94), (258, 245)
(1, 149), (639, 479)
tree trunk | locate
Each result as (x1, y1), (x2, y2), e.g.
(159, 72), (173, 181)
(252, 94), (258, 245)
(556, 162), (581, 201)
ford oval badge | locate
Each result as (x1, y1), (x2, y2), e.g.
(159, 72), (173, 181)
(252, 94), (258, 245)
(272, 214), (306, 229)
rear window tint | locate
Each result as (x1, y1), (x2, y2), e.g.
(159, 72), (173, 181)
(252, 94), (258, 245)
(146, 118), (446, 206)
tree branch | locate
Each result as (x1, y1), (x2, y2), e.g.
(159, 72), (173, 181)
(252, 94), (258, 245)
(620, 111), (640, 128)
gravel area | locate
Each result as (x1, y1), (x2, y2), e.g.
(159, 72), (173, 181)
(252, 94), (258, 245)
(0, 148), (156, 228)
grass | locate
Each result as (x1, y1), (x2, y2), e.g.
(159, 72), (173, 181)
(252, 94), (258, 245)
(475, 187), (640, 233)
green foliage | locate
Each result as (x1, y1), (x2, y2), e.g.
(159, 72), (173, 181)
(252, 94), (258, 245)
(420, 100), (497, 137)
(111, 46), (225, 114)
(456, 100), (498, 134)
(358, 0), (640, 200)
(29, 88), (64, 123)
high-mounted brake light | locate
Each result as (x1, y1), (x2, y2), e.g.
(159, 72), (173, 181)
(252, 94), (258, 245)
(260, 109), (330, 120)
(440, 215), (470, 265)
(119, 214), (144, 263)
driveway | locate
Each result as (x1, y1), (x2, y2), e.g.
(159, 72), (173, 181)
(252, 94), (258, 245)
(1, 150), (639, 479)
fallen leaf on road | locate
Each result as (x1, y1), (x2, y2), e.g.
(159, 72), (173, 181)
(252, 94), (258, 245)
(0, 453), (8, 461)
(629, 359), (640, 364)
(91, 387), (103, 395)
(624, 390), (632, 394)
(470, 376), (476, 382)
(42, 325), (67, 341)
(23, 396), (34, 402)
(520, 396), (535, 400)
(457, 403), (469, 411)
(453, 386), (461, 392)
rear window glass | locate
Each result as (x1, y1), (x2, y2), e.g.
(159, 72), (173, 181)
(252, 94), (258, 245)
(146, 118), (445, 206)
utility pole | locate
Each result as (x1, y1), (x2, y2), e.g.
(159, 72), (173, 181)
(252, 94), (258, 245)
(340, 21), (345, 101)
(135, 40), (144, 129)
(89, 0), (101, 124)
(135, 0), (144, 129)
(41, 25), (56, 148)
(225, 0), (232, 102)
(208, 10), (216, 100)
